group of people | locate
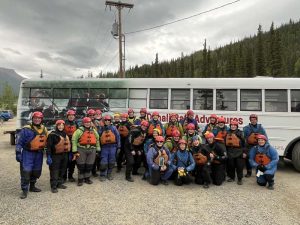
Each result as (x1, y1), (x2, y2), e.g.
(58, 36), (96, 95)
(15, 108), (279, 199)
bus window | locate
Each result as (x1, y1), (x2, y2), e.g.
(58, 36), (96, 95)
(193, 89), (213, 110)
(171, 89), (190, 110)
(89, 89), (109, 111)
(29, 88), (52, 111)
(70, 89), (89, 116)
(150, 89), (168, 109)
(216, 89), (237, 111)
(108, 88), (127, 108)
(129, 89), (147, 109)
(291, 90), (300, 112)
(240, 89), (262, 111)
(53, 88), (70, 116)
(265, 90), (288, 112)
(21, 88), (30, 106)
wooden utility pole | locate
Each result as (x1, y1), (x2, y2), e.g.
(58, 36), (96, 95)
(105, 1), (134, 78)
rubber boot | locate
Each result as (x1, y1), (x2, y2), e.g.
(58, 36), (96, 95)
(29, 183), (41, 192)
(20, 190), (28, 199)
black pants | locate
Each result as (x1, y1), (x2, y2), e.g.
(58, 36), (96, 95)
(64, 152), (76, 180)
(125, 149), (142, 178)
(257, 174), (275, 186)
(92, 154), (100, 175)
(194, 164), (212, 185)
(117, 137), (126, 169)
(49, 153), (68, 188)
(245, 145), (254, 175)
(174, 172), (192, 186)
(211, 163), (225, 186)
(227, 157), (244, 180)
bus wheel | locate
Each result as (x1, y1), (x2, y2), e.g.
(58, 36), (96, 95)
(292, 142), (300, 172)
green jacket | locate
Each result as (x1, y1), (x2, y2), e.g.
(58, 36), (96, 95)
(72, 126), (100, 152)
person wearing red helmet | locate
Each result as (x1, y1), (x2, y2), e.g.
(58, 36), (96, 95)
(72, 117), (100, 186)
(183, 123), (200, 150)
(148, 111), (164, 137)
(164, 129), (181, 158)
(204, 132), (227, 186)
(164, 113), (184, 138)
(116, 113), (132, 172)
(16, 111), (48, 199)
(134, 108), (149, 126)
(94, 109), (104, 129)
(243, 114), (268, 177)
(249, 135), (279, 190)
(124, 120), (149, 182)
(146, 136), (173, 185)
(98, 114), (121, 181)
(180, 110), (199, 133)
(202, 114), (218, 137)
(170, 139), (195, 186)
(212, 116), (229, 143)
(225, 120), (246, 185)
(46, 120), (70, 193)
(127, 108), (136, 125)
(63, 109), (78, 182)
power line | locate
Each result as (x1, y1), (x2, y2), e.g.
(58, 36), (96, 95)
(124, 0), (241, 35)
(103, 50), (119, 73)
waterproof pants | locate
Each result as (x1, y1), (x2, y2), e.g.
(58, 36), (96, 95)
(76, 148), (96, 180)
(227, 157), (244, 180)
(194, 164), (212, 185)
(117, 137), (126, 170)
(100, 145), (117, 177)
(257, 173), (275, 186)
(64, 152), (76, 180)
(211, 163), (225, 186)
(20, 150), (43, 191)
(174, 172), (193, 186)
(125, 149), (142, 178)
(49, 153), (68, 188)
(149, 167), (173, 185)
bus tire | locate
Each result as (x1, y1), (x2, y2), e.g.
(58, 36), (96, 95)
(292, 142), (300, 172)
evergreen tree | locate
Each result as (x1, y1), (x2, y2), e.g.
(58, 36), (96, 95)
(180, 52), (185, 77)
(202, 39), (208, 77)
(190, 54), (195, 77)
(269, 22), (283, 76)
(255, 24), (266, 76)
(154, 53), (159, 77)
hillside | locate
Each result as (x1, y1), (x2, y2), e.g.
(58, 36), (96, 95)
(0, 67), (25, 95)
(121, 19), (300, 78)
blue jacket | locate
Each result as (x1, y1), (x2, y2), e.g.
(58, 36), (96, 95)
(147, 146), (171, 171)
(212, 125), (229, 137)
(243, 124), (267, 140)
(98, 125), (121, 148)
(249, 143), (279, 175)
(144, 138), (155, 154)
(170, 150), (195, 172)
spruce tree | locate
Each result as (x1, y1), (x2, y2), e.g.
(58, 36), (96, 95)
(255, 24), (266, 76)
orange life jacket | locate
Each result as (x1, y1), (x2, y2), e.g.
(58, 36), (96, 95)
(154, 149), (169, 166)
(193, 152), (208, 165)
(255, 153), (271, 166)
(28, 125), (47, 151)
(64, 124), (77, 137)
(165, 123), (180, 137)
(118, 125), (129, 138)
(215, 130), (227, 143)
(225, 133), (241, 148)
(55, 135), (71, 154)
(247, 133), (259, 145)
(100, 130), (116, 145)
(148, 123), (163, 137)
(79, 129), (97, 146)
(132, 133), (146, 146)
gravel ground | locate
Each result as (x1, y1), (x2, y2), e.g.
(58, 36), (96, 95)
(0, 119), (299, 225)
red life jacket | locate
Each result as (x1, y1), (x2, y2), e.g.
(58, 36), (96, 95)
(225, 133), (241, 148)
(64, 123), (77, 137)
(165, 123), (180, 137)
(148, 123), (163, 137)
(215, 130), (227, 143)
(79, 129), (97, 146)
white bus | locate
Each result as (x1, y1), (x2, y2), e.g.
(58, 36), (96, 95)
(16, 77), (300, 171)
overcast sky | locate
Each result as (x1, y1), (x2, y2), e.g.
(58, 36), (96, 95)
(0, 0), (299, 78)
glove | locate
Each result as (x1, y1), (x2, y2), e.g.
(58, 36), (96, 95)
(46, 155), (53, 165)
(257, 164), (266, 172)
(16, 152), (22, 163)
(69, 152), (73, 161)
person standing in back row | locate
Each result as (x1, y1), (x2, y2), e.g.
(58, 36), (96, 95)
(243, 114), (267, 177)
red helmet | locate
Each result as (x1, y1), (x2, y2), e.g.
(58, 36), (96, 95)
(128, 108), (134, 113)
(205, 132), (215, 139)
(55, 120), (65, 125)
(82, 117), (91, 123)
(178, 139), (187, 145)
(230, 120), (239, 126)
(141, 120), (149, 127)
(66, 110), (76, 116)
(187, 110), (194, 116)
(140, 108), (147, 113)
(95, 109), (102, 115)
(187, 123), (195, 130)
(32, 111), (43, 119)
(172, 129), (181, 137)
(218, 117), (226, 123)
(257, 134), (267, 141)
(87, 109), (95, 115)
(249, 114), (258, 119)
(152, 111), (159, 117)
(155, 136), (165, 142)
(170, 113), (178, 119)
(103, 115), (112, 120)
(210, 114), (218, 119)
(121, 113), (128, 118)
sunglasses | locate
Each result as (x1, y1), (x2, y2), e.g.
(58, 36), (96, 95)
(104, 119), (111, 121)
(156, 141), (164, 143)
